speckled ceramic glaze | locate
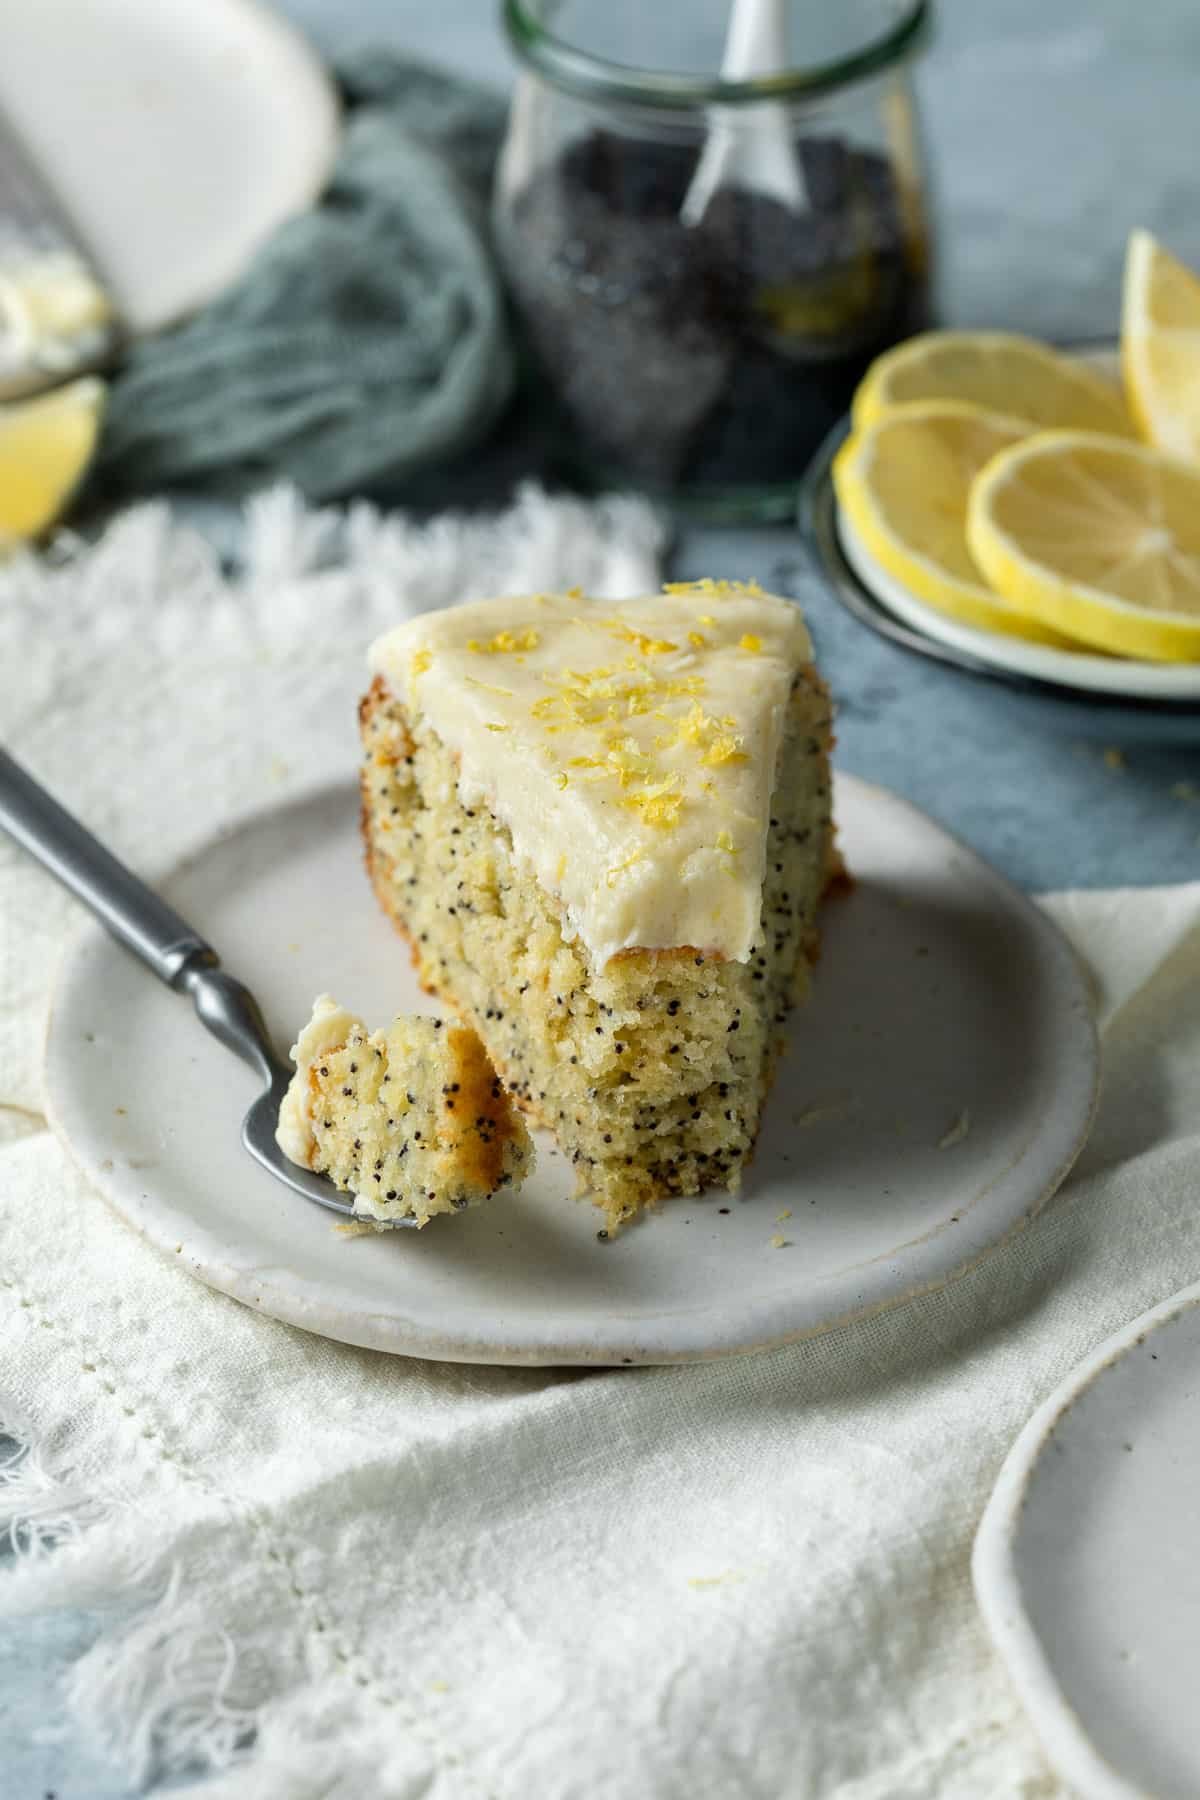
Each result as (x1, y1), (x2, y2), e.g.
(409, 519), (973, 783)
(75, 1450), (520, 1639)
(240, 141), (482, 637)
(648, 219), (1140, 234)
(44, 774), (1097, 1366)
(975, 1283), (1200, 1800)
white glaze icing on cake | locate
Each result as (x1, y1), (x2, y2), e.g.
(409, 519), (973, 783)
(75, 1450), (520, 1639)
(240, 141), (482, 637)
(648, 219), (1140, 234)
(368, 583), (813, 967)
(275, 993), (354, 1167)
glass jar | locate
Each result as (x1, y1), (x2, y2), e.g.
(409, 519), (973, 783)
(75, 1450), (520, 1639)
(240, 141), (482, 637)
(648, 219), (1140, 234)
(495, 0), (933, 520)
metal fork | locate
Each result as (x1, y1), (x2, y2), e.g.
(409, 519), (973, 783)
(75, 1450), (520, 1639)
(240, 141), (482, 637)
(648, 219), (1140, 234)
(0, 748), (416, 1226)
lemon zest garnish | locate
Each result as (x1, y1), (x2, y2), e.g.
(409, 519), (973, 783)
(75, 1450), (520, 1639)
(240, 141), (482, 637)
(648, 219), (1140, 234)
(602, 620), (678, 656)
(554, 772), (568, 790)
(715, 829), (740, 870)
(663, 578), (764, 599)
(738, 634), (762, 653)
(672, 702), (708, 749)
(485, 723), (509, 733)
(703, 734), (747, 767)
(660, 700), (747, 766)
(606, 850), (646, 887)
(468, 627), (539, 655)
(698, 614), (716, 626)
(566, 585), (583, 599)
(606, 747), (652, 788)
(687, 632), (707, 649)
(555, 852), (568, 881)
(463, 675), (514, 697)
(410, 649), (431, 677)
(623, 776), (684, 829)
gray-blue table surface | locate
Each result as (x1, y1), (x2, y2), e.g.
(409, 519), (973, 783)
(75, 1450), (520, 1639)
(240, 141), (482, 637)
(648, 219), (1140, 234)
(5, 2), (1198, 1795)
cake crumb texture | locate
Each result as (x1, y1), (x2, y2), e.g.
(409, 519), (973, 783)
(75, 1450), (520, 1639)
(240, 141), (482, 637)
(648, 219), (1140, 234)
(276, 996), (533, 1226)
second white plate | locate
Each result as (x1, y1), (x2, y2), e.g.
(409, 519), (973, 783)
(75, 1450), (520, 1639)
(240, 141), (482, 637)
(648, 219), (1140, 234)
(975, 1283), (1200, 1800)
(0, 0), (340, 333)
(44, 774), (1098, 1366)
(839, 511), (1200, 703)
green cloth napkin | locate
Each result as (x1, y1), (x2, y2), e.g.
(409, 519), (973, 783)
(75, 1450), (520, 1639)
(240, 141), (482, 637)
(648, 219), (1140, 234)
(93, 54), (514, 503)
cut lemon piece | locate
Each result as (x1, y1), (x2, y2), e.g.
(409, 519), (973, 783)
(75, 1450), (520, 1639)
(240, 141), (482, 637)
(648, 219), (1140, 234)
(967, 431), (1200, 663)
(0, 375), (104, 543)
(833, 401), (1074, 644)
(853, 331), (1133, 438)
(1122, 228), (1200, 462)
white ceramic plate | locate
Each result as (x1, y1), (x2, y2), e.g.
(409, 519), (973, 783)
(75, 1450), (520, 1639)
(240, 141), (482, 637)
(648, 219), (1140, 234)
(44, 775), (1098, 1367)
(975, 1283), (1200, 1800)
(839, 512), (1200, 703)
(833, 342), (1200, 703)
(0, 0), (340, 333)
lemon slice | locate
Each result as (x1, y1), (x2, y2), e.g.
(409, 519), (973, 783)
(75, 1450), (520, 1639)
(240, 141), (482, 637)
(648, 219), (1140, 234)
(833, 401), (1074, 644)
(0, 376), (104, 543)
(1122, 228), (1200, 462)
(967, 431), (1200, 662)
(853, 331), (1133, 438)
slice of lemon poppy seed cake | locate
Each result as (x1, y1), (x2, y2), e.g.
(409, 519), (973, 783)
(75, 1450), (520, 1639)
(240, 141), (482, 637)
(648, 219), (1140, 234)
(358, 582), (836, 1229)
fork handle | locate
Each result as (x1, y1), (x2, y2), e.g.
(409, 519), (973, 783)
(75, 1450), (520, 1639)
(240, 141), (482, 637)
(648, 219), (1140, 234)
(0, 747), (213, 985)
(0, 748), (285, 1084)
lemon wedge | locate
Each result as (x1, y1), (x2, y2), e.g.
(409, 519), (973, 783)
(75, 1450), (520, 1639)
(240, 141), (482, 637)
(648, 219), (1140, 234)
(853, 331), (1133, 438)
(0, 376), (104, 543)
(967, 431), (1200, 662)
(1122, 228), (1200, 463)
(833, 401), (1074, 643)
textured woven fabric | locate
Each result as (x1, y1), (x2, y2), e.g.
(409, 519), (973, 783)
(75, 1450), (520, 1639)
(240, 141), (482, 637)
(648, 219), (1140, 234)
(94, 56), (513, 503)
(2, 491), (1200, 1798)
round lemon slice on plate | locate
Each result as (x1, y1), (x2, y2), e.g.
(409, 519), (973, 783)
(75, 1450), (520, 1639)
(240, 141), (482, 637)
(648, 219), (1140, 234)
(0, 375), (104, 543)
(967, 431), (1200, 663)
(1122, 228), (1200, 463)
(833, 402), (1074, 644)
(853, 330), (1133, 438)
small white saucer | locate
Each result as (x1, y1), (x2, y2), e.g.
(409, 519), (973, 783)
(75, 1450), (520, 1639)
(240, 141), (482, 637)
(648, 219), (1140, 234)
(44, 775), (1097, 1366)
(0, 0), (340, 333)
(800, 344), (1200, 735)
(975, 1281), (1200, 1800)
(839, 512), (1200, 703)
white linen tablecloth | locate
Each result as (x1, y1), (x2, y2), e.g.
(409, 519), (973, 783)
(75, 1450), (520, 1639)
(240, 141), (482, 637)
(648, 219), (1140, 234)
(2, 489), (1198, 1798)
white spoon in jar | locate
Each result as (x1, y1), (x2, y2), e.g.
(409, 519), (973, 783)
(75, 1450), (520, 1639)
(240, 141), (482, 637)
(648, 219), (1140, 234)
(681, 0), (808, 227)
